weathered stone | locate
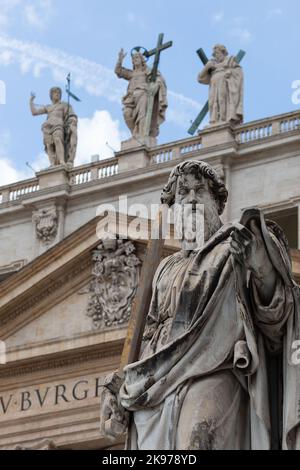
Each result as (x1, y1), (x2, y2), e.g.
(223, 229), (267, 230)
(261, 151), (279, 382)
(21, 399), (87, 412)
(112, 161), (300, 450)
(32, 206), (58, 243)
(30, 87), (77, 168)
(198, 44), (243, 126)
(83, 239), (141, 329)
(115, 49), (167, 147)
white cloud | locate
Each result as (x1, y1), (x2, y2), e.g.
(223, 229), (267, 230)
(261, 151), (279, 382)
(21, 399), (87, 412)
(168, 91), (202, 128)
(0, 0), (21, 30)
(76, 110), (123, 165)
(24, 0), (55, 30)
(0, 129), (29, 185)
(0, 35), (201, 129)
(266, 8), (282, 20)
(0, 158), (28, 185)
(30, 152), (48, 172)
(229, 27), (253, 44)
(0, 35), (124, 102)
(126, 12), (146, 29)
(0, 0), (54, 32)
(232, 17), (246, 26)
(212, 11), (224, 24)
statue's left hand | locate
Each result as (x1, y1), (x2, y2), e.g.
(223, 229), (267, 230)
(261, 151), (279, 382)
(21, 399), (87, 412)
(230, 220), (273, 279)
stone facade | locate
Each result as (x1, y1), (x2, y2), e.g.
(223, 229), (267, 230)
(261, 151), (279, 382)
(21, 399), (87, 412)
(0, 110), (299, 449)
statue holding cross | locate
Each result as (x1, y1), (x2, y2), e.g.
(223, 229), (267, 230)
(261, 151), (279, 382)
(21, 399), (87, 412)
(115, 34), (172, 147)
(188, 44), (245, 135)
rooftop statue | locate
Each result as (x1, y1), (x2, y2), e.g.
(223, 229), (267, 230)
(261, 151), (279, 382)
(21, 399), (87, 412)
(30, 86), (78, 168)
(198, 44), (244, 126)
(115, 34), (172, 148)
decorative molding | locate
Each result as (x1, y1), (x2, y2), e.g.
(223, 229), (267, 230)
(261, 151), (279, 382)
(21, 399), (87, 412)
(0, 213), (177, 332)
(82, 240), (141, 329)
(0, 341), (123, 378)
(0, 260), (27, 276)
(0, 258), (91, 328)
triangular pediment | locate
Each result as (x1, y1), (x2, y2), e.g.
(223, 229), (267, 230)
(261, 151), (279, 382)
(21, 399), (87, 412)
(0, 212), (179, 364)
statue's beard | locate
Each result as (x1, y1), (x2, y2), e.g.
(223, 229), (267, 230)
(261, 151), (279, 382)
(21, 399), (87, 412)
(176, 201), (222, 252)
(203, 202), (222, 242)
(133, 63), (144, 71)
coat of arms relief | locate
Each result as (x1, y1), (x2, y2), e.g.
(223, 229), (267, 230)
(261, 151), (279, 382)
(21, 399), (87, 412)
(83, 239), (141, 329)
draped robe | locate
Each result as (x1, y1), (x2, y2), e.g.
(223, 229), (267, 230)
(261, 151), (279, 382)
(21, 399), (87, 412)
(120, 209), (300, 450)
(115, 64), (167, 139)
(199, 56), (243, 125)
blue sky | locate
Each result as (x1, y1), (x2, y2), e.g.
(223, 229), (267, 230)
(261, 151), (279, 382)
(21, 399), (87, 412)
(0, 0), (299, 184)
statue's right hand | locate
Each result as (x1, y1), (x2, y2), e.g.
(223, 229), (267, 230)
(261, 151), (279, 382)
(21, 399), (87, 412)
(30, 92), (36, 102)
(118, 48), (127, 62)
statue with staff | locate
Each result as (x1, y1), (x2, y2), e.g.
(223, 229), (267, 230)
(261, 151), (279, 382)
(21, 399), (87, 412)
(115, 33), (172, 147)
(30, 74), (80, 168)
(100, 160), (300, 450)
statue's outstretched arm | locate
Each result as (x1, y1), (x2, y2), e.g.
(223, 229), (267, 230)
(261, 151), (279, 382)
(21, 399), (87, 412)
(30, 93), (47, 116)
(115, 48), (132, 80)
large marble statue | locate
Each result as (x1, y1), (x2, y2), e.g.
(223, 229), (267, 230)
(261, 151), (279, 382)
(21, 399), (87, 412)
(115, 49), (168, 146)
(101, 160), (300, 450)
(198, 44), (243, 126)
(30, 87), (78, 168)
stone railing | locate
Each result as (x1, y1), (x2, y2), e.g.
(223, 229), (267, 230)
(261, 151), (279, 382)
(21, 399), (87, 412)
(69, 158), (119, 186)
(0, 110), (300, 205)
(235, 111), (300, 144)
(150, 135), (202, 165)
(0, 158), (120, 204)
(0, 179), (40, 204)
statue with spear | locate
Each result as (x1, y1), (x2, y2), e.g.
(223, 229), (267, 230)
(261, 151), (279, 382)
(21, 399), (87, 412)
(30, 74), (80, 168)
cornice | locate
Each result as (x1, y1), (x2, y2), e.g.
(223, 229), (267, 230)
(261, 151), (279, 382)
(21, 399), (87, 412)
(0, 341), (123, 378)
(0, 256), (92, 328)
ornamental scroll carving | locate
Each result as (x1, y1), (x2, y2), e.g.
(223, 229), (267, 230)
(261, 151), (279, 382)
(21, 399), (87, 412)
(85, 239), (141, 329)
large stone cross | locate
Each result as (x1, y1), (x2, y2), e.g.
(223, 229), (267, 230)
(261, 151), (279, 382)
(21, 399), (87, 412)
(143, 33), (173, 137)
(188, 47), (246, 135)
(144, 33), (173, 82)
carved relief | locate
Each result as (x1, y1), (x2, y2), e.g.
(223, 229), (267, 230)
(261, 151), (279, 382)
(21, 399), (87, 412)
(32, 207), (58, 243)
(85, 239), (140, 328)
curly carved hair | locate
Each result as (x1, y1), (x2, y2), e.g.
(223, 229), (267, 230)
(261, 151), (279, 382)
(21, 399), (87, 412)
(161, 161), (228, 215)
